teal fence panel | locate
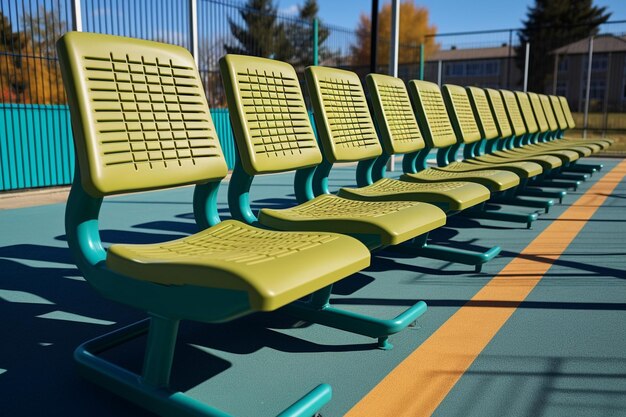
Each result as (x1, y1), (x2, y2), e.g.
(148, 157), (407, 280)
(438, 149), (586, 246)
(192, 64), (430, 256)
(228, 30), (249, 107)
(0, 104), (74, 191)
(0, 105), (240, 191)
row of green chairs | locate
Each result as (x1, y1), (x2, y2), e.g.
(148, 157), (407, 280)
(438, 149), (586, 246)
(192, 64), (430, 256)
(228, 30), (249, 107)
(57, 32), (610, 417)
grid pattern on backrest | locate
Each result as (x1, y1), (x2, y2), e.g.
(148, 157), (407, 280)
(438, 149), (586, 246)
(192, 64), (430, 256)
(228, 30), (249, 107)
(442, 84), (482, 144)
(549, 95), (568, 129)
(366, 74), (424, 155)
(57, 32), (227, 197)
(485, 88), (513, 137)
(539, 94), (559, 131)
(408, 80), (457, 149)
(528, 92), (549, 132)
(514, 92), (539, 134)
(501, 90), (527, 136)
(220, 54), (321, 174)
(559, 96), (576, 128)
(466, 87), (499, 140)
(305, 66), (381, 163)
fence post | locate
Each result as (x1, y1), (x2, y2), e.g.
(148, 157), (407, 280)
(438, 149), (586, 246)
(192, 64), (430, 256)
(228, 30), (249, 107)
(419, 43), (424, 80)
(602, 51), (611, 138)
(370, 0), (379, 74)
(506, 30), (512, 89)
(552, 54), (559, 94)
(523, 42), (530, 92)
(71, 0), (82, 31)
(583, 36), (594, 139)
(313, 18), (319, 66)
(437, 60), (442, 87)
(386, 0), (400, 172)
(189, 0), (199, 66)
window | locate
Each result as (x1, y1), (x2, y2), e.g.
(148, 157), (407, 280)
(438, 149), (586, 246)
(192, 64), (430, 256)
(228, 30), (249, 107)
(582, 55), (608, 77)
(444, 63), (464, 77)
(556, 80), (567, 96)
(557, 57), (568, 73)
(581, 79), (606, 101)
(443, 60), (500, 77)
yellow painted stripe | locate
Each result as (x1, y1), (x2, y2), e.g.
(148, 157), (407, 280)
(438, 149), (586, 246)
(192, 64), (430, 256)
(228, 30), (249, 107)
(346, 160), (626, 417)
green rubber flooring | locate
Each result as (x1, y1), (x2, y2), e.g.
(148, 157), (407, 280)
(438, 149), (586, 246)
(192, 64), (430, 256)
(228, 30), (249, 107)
(0, 158), (624, 416)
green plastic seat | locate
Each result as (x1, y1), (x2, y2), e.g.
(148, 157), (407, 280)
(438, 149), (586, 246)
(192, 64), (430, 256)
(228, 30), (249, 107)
(558, 95), (611, 148)
(550, 95), (611, 149)
(497, 90), (580, 164)
(458, 86), (544, 178)
(302, 67), (491, 210)
(513, 91), (585, 160)
(338, 178), (489, 211)
(478, 88), (563, 170)
(525, 92), (594, 157)
(304, 66), (505, 266)
(58, 31), (373, 417)
(220, 53), (445, 348)
(108, 219), (369, 311)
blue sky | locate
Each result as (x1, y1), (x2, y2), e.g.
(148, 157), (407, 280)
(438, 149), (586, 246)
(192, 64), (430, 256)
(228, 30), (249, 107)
(277, 0), (626, 34)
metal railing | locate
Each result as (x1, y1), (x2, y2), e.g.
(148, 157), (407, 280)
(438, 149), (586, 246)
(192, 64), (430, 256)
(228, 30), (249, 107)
(1, 1), (625, 191)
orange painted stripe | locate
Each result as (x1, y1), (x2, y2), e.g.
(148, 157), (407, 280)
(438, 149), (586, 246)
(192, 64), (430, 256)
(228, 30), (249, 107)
(346, 160), (626, 417)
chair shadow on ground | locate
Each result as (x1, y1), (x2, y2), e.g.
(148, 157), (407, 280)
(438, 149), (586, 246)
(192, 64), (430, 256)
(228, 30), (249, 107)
(0, 239), (387, 416)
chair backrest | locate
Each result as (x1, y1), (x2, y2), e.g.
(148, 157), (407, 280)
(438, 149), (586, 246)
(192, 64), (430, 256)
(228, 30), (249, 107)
(514, 92), (539, 134)
(466, 87), (499, 140)
(57, 32), (228, 197)
(500, 90), (528, 136)
(441, 84), (483, 144)
(407, 80), (458, 149)
(527, 92), (549, 132)
(366, 73), (425, 155)
(549, 95), (569, 130)
(539, 94), (559, 131)
(484, 88), (513, 137)
(305, 66), (382, 163)
(219, 54), (322, 174)
(559, 96), (576, 129)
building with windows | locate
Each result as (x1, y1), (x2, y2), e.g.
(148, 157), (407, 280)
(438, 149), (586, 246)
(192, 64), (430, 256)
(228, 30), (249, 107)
(423, 45), (523, 90)
(552, 35), (626, 112)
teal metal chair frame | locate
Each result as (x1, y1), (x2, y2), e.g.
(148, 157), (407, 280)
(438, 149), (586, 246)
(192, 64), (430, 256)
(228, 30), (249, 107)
(67, 169), (332, 417)
(228, 155), (427, 349)
(295, 154), (501, 272)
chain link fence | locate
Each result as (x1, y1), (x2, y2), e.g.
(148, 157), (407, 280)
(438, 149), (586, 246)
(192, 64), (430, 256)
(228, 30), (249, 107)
(1, 0), (624, 191)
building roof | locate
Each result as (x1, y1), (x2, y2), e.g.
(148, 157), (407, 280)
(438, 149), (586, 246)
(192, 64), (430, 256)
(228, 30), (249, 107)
(553, 35), (626, 54)
(430, 45), (516, 61)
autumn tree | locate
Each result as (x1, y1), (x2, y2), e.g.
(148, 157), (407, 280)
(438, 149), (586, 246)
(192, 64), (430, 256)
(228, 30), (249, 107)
(225, 0), (293, 61)
(350, 0), (438, 67)
(288, 0), (332, 67)
(0, 4), (67, 104)
(517, 0), (610, 92)
(1, 12), (21, 102)
(17, 4), (68, 104)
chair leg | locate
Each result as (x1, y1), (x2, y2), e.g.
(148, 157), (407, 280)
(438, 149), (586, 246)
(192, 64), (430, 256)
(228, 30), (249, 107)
(549, 172), (589, 182)
(534, 178), (580, 191)
(463, 206), (539, 229)
(492, 196), (554, 213)
(564, 163), (602, 174)
(74, 317), (331, 417)
(394, 234), (500, 273)
(282, 285), (427, 350)
(518, 187), (567, 204)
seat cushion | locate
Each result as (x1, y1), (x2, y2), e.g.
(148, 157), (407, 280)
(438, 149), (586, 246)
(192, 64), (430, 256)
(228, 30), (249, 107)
(259, 194), (447, 246)
(106, 220), (370, 311)
(448, 160), (543, 178)
(406, 167), (520, 192)
(338, 178), (490, 212)
(474, 152), (563, 170)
